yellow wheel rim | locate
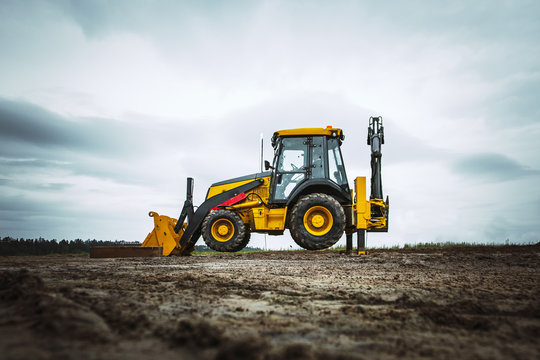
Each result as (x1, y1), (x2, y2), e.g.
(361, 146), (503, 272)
(211, 219), (234, 242)
(303, 206), (333, 236)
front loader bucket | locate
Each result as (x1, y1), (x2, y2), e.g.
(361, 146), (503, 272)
(90, 211), (188, 258)
(142, 211), (189, 256)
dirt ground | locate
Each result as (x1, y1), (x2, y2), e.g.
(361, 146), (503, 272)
(0, 245), (539, 360)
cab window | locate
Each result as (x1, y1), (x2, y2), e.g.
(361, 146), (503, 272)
(274, 137), (307, 200)
(328, 138), (347, 185)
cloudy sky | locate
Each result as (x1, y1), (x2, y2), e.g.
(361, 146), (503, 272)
(1, 0), (539, 248)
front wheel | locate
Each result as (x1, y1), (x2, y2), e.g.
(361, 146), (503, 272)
(202, 210), (248, 252)
(289, 193), (345, 250)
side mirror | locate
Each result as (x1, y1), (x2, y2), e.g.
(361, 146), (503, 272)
(264, 160), (274, 170)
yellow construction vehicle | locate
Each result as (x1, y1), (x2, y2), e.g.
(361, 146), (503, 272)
(141, 117), (389, 256)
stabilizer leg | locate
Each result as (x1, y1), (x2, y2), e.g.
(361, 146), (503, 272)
(346, 233), (353, 254)
(357, 229), (369, 255)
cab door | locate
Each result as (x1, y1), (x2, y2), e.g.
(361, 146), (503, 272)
(271, 137), (308, 203)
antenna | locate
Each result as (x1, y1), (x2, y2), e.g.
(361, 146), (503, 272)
(260, 133), (264, 172)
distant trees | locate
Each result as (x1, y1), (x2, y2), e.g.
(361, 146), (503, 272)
(0, 237), (263, 256)
(0, 237), (140, 256)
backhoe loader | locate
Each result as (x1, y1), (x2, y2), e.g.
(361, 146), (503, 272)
(90, 117), (389, 258)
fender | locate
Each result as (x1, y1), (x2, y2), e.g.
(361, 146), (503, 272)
(286, 179), (352, 207)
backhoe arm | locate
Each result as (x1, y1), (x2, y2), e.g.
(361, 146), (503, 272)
(367, 116), (384, 200)
(366, 116), (389, 232)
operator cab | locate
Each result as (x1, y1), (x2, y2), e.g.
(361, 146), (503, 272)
(266, 127), (351, 205)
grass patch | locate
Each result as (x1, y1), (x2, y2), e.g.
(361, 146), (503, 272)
(329, 241), (534, 251)
(403, 242), (483, 249)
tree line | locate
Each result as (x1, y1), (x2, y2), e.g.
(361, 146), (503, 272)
(0, 237), (263, 256)
(0, 237), (142, 256)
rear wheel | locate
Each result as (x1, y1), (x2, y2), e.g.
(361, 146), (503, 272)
(202, 210), (248, 252)
(289, 193), (345, 250)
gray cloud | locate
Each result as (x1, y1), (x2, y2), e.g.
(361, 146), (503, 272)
(453, 153), (539, 182)
(376, 1), (539, 39)
(51, 0), (256, 38)
(0, 193), (100, 240)
(0, 98), (143, 155)
(0, 98), (151, 185)
(0, 158), (67, 168)
(0, 177), (72, 192)
(0, 194), (53, 212)
(52, 1), (540, 44)
(55, 0), (117, 37)
(0, 98), (76, 147)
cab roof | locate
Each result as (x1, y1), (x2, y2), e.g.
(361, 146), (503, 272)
(273, 127), (343, 138)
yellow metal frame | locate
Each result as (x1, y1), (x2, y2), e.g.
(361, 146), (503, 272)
(354, 177), (371, 230)
(250, 206), (287, 231)
(353, 176), (387, 231)
(207, 178), (264, 199)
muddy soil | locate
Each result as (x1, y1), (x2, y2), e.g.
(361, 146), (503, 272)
(0, 245), (539, 360)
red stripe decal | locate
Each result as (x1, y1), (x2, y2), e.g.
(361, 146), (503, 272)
(211, 193), (247, 211)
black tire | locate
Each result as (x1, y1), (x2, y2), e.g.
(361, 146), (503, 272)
(289, 193), (345, 250)
(240, 230), (251, 249)
(202, 210), (248, 252)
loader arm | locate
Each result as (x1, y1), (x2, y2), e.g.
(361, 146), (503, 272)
(174, 177), (195, 234)
(176, 178), (264, 249)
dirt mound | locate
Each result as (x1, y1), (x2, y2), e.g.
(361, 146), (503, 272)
(0, 268), (44, 301)
(214, 336), (270, 360)
(155, 317), (224, 347)
(0, 269), (111, 342)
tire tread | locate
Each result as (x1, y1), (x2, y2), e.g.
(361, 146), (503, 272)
(202, 210), (248, 252)
(290, 193), (345, 250)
